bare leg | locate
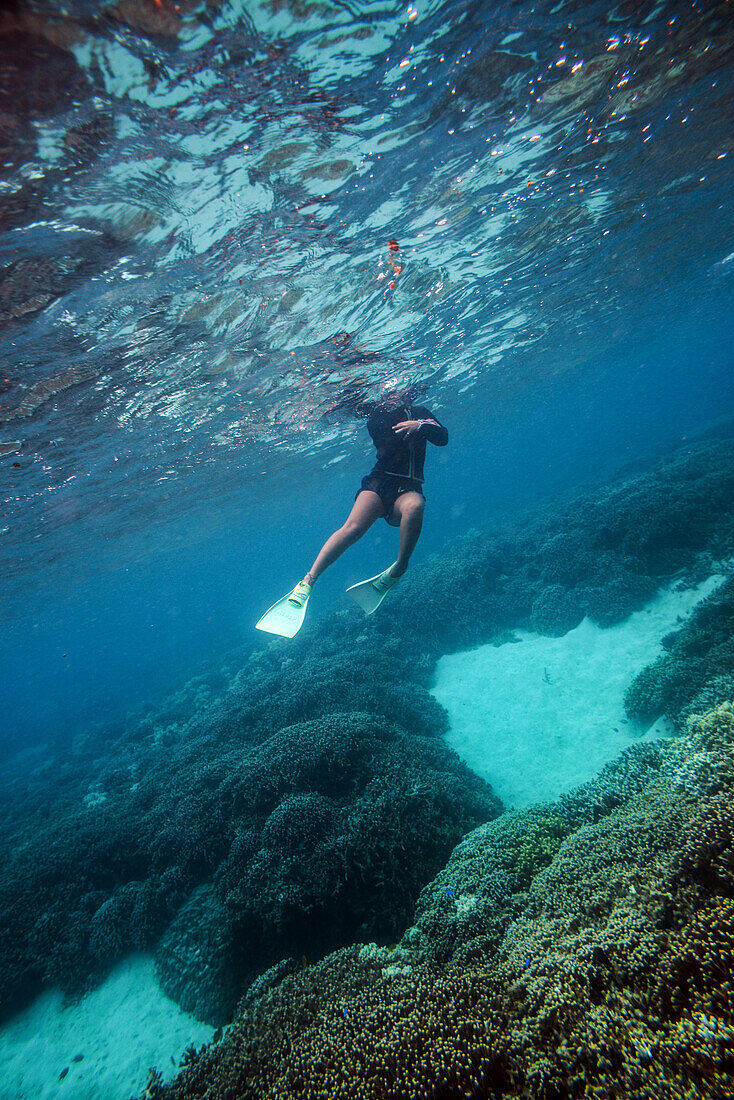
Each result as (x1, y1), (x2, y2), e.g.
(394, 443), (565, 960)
(305, 491), (384, 583)
(389, 492), (424, 577)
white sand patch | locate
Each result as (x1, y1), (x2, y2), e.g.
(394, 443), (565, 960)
(432, 577), (723, 809)
(0, 955), (213, 1100)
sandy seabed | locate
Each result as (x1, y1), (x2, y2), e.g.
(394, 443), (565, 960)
(432, 576), (722, 808)
(0, 956), (213, 1100)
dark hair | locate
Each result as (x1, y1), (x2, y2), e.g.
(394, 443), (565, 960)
(378, 383), (428, 408)
(325, 381), (429, 422)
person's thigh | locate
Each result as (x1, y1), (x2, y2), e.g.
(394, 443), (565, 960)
(346, 489), (386, 532)
(389, 490), (425, 524)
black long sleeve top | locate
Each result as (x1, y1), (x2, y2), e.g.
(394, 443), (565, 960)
(366, 403), (448, 482)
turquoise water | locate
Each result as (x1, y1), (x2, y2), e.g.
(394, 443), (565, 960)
(1, 1), (734, 1096)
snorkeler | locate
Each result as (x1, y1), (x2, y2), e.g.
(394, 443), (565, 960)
(255, 390), (448, 637)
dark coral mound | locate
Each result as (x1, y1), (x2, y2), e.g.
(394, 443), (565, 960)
(0, 686), (496, 1024)
(158, 704), (734, 1100)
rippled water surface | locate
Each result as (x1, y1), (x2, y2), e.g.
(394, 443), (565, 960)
(1, 0), (733, 596)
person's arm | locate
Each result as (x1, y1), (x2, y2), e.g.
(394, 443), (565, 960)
(412, 406), (448, 446)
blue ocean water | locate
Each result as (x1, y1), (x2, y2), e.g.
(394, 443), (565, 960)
(1, 1), (734, 1095)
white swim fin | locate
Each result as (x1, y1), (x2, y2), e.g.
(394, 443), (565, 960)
(255, 581), (311, 638)
(346, 564), (400, 615)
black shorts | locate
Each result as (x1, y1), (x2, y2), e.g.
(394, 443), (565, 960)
(357, 472), (425, 527)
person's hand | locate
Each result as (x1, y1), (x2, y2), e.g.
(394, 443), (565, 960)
(393, 420), (423, 437)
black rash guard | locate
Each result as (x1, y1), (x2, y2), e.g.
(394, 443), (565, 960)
(366, 404), (448, 483)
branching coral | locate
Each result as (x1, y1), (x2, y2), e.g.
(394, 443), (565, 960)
(0, 709), (498, 1023)
(160, 949), (512, 1100)
(677, 791), (734, 891)
(663, 700), (734, 798)
(513, 813), (572, 884)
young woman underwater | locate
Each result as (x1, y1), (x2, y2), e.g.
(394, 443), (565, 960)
(256, 387), (448, 637)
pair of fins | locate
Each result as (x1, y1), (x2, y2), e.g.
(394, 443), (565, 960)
(255, 566), (398, 638)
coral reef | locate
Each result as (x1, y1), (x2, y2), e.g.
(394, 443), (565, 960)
(0, 709), (497, 1023)
(155, 886), (242, 1027)
(160, 947), (511, 1100)
(157, 702), (734, 1100)
(2, 437), (733, 1052)
(402, 805), (573, 968)
(386, 437), (734, 654)
(625, 576), (734, 726)
(558, 740), (666, 825)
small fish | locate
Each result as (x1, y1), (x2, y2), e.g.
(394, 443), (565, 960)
(72, 1054), (83, 1063)
(444, 887), (455, 897)
(59, 1067), (69, 1080)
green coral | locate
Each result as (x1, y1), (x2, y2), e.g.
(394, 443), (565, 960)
(513, 813), (573, 885)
